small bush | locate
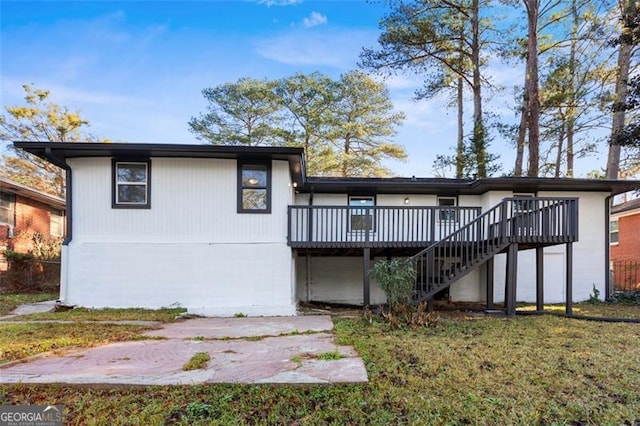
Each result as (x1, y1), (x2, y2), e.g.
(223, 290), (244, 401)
(588, 285), (602, 304)
(381, 302), (439, 330)
(612, 290), (640, 304)
(369, 258), (416, 309)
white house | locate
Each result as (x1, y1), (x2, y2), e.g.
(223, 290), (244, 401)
(15, 142), (639, 316)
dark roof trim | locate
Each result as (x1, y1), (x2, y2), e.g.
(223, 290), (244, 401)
(14, 141), (306, 187)
(14, 142), (640, 196)
(302, 176), (640, 196)
(0, 177), (65, 208)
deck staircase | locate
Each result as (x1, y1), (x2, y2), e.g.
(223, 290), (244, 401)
(410, 197), (579, 302)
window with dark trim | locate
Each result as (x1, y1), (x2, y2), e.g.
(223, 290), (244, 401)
(513, 193), (535, 212)
(349, 196), (375, 231)
(112, 159), (151, 209)
(437, 196), (457, 221)
(238, 161), (271, 213)
(0, 192), (15, 226)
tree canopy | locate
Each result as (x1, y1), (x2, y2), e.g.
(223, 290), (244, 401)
(189, 71), (407, 177)
(0, 84), (98, 196)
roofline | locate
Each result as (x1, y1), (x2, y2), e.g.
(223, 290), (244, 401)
(0, 177), (66, 208)
(300, 176), (640, 196)
(13, 141), (640, 196)
(611, 197), (640, 215)
(14, 141), (306, 187)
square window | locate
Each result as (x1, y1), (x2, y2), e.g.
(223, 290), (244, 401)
(349, 196), (375, 231)
(112, 160), (151, 208)
(238, 162), (271, 213)
(438, 197), (457, 221)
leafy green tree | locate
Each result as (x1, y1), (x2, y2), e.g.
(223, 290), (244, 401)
(275, 72), (337, 175)
(188, 78), (282, 146)
(326, 70), (406, 177)
(606, 0), (640, 178)
(360, 0), (494, 178)
(536, 0), (614, 177)
(0, 84), (98, 196)
(190, 72), (407, 177)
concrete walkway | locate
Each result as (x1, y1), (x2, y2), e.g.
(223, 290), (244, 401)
(0, 315), (368, 385)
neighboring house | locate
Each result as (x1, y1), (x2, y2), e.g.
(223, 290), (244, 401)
(610, 197), (640, 291)
(0, 177), (66, 268)
(15, 142), (638, 316)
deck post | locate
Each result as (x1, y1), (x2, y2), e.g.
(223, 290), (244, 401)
(505, 243), (518, 316)
(536, 246), (544, 312)
(363, 247), (371, 307)
(565, 242), (573, 316)
(486, 257), (494, 309)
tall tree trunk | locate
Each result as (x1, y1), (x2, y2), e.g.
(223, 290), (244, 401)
(524, 0), (540, 177)
(566, 0), (578, 178)
(457, 75), (464, 178)
(471, 0), (487, 178)
(606, 1), (635, 179)
(514, 72), (529, 176)
(555, 118), (566, 178)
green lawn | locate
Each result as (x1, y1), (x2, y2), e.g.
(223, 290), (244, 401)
(0, 292), (57, 316)
(2, 303), (640, 425)
(10, 306), (187, 323)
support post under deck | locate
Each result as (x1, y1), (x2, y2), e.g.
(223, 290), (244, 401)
(363, 248), (371, 307)
(505, 243), (518, 316)
(566, 242), (573, 316)
(536, 246), (544, 312)
(486, 257), (494, 310)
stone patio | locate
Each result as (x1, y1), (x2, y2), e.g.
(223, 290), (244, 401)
(0, 315), (368, 385)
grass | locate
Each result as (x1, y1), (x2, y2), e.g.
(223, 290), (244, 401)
(9, 307), (187, 323)
(0, 292), (57, 316)
(0, 322), (150, 363)
(183, 352), (211, 371)
(2, 303), (640, 424)
(518, 301), (640, 319)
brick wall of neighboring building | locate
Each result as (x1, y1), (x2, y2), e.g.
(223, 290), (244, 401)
(0, 195), (55, 254)
(611, 211), (640, 262)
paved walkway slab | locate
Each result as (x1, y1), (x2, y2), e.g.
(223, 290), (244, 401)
(144, 316), (334, 339)
(0, 316), (368, 385)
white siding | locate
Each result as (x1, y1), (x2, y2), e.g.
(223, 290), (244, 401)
(296, 256), (387, 305)
(63, 157), (296, 316)
(492, 191), (608, 304)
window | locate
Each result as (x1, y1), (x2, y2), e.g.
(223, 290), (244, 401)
(349, 196), (375, 231)
(0, 192), (15, 226)
(238, 162), (271, 213)
(112, 160), (151, 208)
(610, 220), (619, 244)
(513, 193), (535, 212)
(50, 208), (64, 237)
(437, 197), (457, 221)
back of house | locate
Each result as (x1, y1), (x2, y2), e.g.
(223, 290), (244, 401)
(15, 141), (637, 315)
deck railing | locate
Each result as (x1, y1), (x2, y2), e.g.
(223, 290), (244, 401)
(288, 205), (482, 248)
(411, 197), (579, 300)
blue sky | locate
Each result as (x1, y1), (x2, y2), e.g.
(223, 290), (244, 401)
(0, 0), (608, 177)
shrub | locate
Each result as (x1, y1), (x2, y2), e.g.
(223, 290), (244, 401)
(29, 232), (62, 260)
(369, 258), (416, 309)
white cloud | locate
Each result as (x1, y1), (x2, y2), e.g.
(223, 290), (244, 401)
(302, 12), (327, 28)
(257, 0), (302, 6)
(254, 29), (375, 69)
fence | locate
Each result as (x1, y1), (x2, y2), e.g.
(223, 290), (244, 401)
(0, 259), (61, 292)
(611, 260), (640, 292)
